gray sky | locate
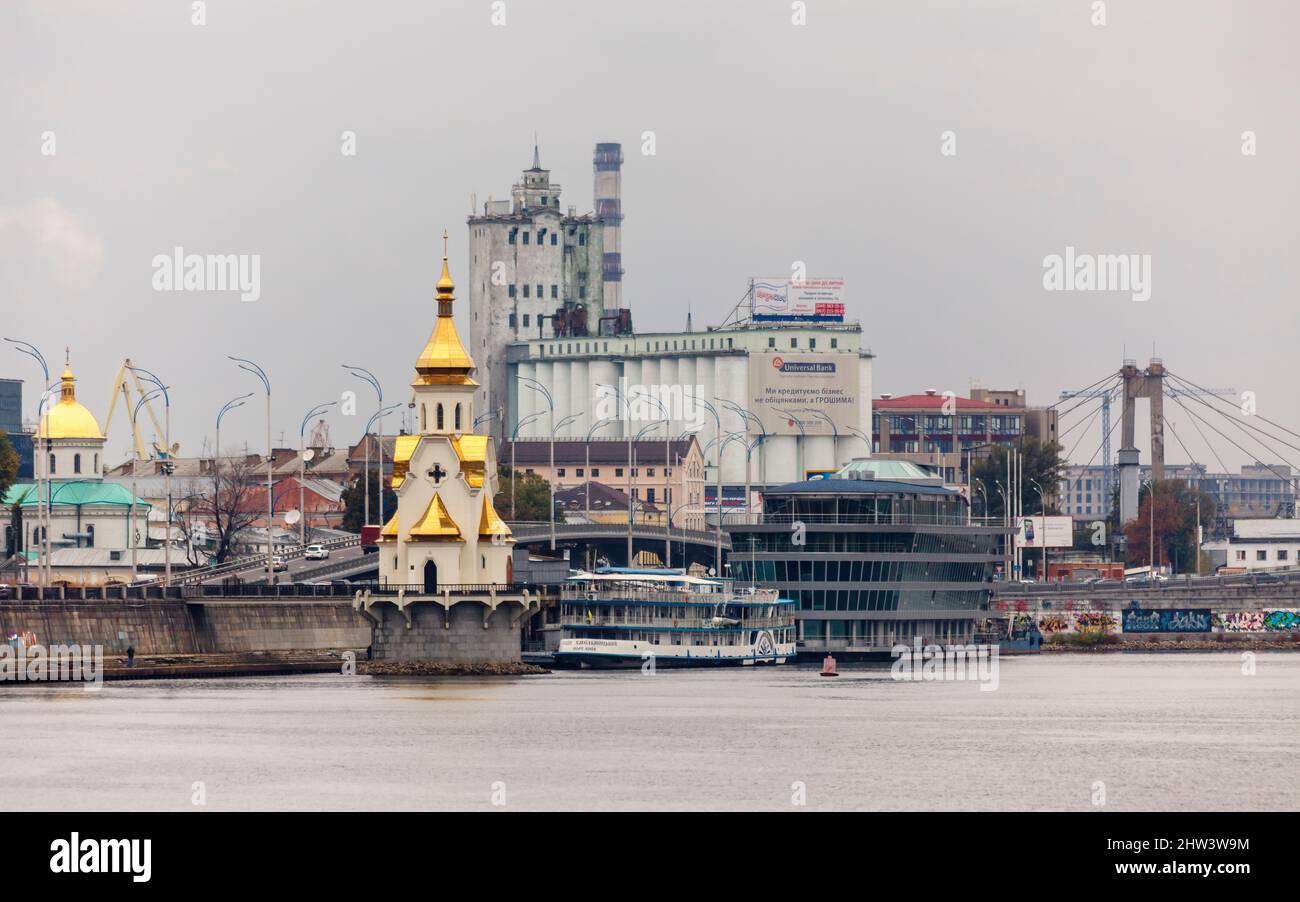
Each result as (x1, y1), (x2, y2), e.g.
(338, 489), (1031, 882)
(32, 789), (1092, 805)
(3, 0), (1297, 471)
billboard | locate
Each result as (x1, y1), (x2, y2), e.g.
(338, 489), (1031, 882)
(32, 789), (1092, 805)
(747, 353), (860, 436)
(752, 278), (845, 322)
(1015, 516), (1074, 549)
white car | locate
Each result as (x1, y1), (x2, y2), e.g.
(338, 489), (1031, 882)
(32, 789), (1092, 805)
(304, 544), (330, 561)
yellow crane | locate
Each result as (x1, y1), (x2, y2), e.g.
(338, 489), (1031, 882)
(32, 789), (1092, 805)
(103, 358), (175, 460)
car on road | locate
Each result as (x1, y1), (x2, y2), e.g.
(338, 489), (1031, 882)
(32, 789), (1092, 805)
(265, 555), (289, 573)
(304, 544), (330, 561)
(1254, 571), (1284, 584)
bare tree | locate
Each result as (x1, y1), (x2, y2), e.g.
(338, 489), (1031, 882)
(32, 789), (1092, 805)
(191, 454), (262, 564)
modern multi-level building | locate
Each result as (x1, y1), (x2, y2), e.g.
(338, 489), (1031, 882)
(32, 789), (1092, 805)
(725, 459), (1010, 655)
(467, 143), (622, 440)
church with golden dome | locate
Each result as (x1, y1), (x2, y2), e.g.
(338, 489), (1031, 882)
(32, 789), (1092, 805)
(3, 353), (152, 581)
(377, 233), (514, 592)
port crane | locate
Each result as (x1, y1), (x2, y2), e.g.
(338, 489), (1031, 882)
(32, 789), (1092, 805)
(103, 358), (176, 460)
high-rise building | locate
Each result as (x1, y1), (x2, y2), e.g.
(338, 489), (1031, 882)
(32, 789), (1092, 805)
(467, 142), (617, 440)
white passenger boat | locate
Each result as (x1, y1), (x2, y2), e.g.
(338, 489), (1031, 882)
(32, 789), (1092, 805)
(554, 568), (797, 668)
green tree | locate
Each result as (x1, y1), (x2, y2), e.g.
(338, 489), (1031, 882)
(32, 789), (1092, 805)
(0, 432), (17, 503)
(494, 465), (563, 523)
(969, 438), (1064, 521)
(341, 469), (397, 533)
(0, 432), (19, 557)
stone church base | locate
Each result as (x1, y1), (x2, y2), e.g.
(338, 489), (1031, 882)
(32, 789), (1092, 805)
(364, 597), (529, 664)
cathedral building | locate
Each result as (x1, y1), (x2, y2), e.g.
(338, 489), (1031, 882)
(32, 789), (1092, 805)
(2, 356), (152, 582)
(378, 235), (514, 592)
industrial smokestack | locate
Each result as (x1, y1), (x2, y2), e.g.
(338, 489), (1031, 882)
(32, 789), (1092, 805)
(594, 142), (624, 311)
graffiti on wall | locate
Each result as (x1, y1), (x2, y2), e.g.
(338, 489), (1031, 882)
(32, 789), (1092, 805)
(1213, 610), (1300, 632)
(1122, 609), (1212, 633)
(1037, 611), (1118, 634)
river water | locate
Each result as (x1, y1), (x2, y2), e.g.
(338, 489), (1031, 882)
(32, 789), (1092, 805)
(2, 653), (1296, 811)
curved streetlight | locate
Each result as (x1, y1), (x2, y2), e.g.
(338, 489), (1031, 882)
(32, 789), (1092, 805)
(230, 356), (273, 581)
(973, 479), (989, 524)
(128, 387), (164, 582)
(298, 400), (339, 548)
(5, 339), (52, 585)
(128, 364), (174, 587)
(720, 399), (769, 494)
(343, 365), (386, 529)
(1028, 477), (1049, 582)
(629, 418), (668, 566)
(360, 402), (402, 528)
(584, 417), (616, 516)
(685, 391), (725, 575)
(508, 410), (546, 521)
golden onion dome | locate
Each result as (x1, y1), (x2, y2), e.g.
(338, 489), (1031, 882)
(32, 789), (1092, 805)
(413, 231), (477, 386)
(38, 361), (104, 440)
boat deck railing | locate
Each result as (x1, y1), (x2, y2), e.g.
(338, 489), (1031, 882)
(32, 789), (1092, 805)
(561, 586), (781, 605)
(565, 616), (795, 631)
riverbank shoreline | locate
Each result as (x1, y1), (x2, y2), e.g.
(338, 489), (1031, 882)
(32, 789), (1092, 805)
(0, 651), (552, 684)
(1045, 636), (1300, 652)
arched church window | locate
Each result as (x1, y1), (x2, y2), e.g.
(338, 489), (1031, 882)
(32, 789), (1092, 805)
(49, 453), (56, 474)
(74, 453), (82, 474)
(86, 524), (95, 549)
(436, 404), (444, 431)
(421, 405), (427, 432)
(94, 453), (99, 473)
(455, 404), (462, 431)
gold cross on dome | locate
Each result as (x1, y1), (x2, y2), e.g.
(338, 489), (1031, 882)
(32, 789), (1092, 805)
(442, 229), (448, 258)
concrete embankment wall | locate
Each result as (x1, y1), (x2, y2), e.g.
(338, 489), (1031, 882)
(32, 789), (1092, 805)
(0, 600), (372, 656)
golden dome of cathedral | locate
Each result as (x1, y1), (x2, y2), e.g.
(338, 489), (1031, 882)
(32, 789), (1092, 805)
(38, 361), (104, 440)
(413, 231), (477, 387)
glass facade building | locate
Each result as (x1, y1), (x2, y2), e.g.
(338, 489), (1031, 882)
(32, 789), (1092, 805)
(726, 476), (1012, 654)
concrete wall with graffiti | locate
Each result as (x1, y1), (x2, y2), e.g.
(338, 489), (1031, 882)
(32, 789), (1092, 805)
(1033, 608), (1300, 635)
(1212, 610), (1300, 632)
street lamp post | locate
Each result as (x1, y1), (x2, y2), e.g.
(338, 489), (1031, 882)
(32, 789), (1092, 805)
(686, 393), (724, 575)
(519, 376), (562, 550)
(721, 400), (768, 498)
(215, 393), (252, 564)
(584, 418), (614, 517)
(1030, 478), (1047, 582)
(5, 339), (51, 586)
(550, 412), (584, 550)
(299, 401), (338, 548)
(630, 419), (667, 566)
(133, 389), (164, 583)
(360, 404), (401, 529)
(344, 365), (386, 528)
(231, 357), (273, 581)
(128, 365), (172, 587)
(509, 412), (545, 522)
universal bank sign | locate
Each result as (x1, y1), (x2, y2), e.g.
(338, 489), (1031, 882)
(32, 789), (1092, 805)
(748, 352), (860, 437)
